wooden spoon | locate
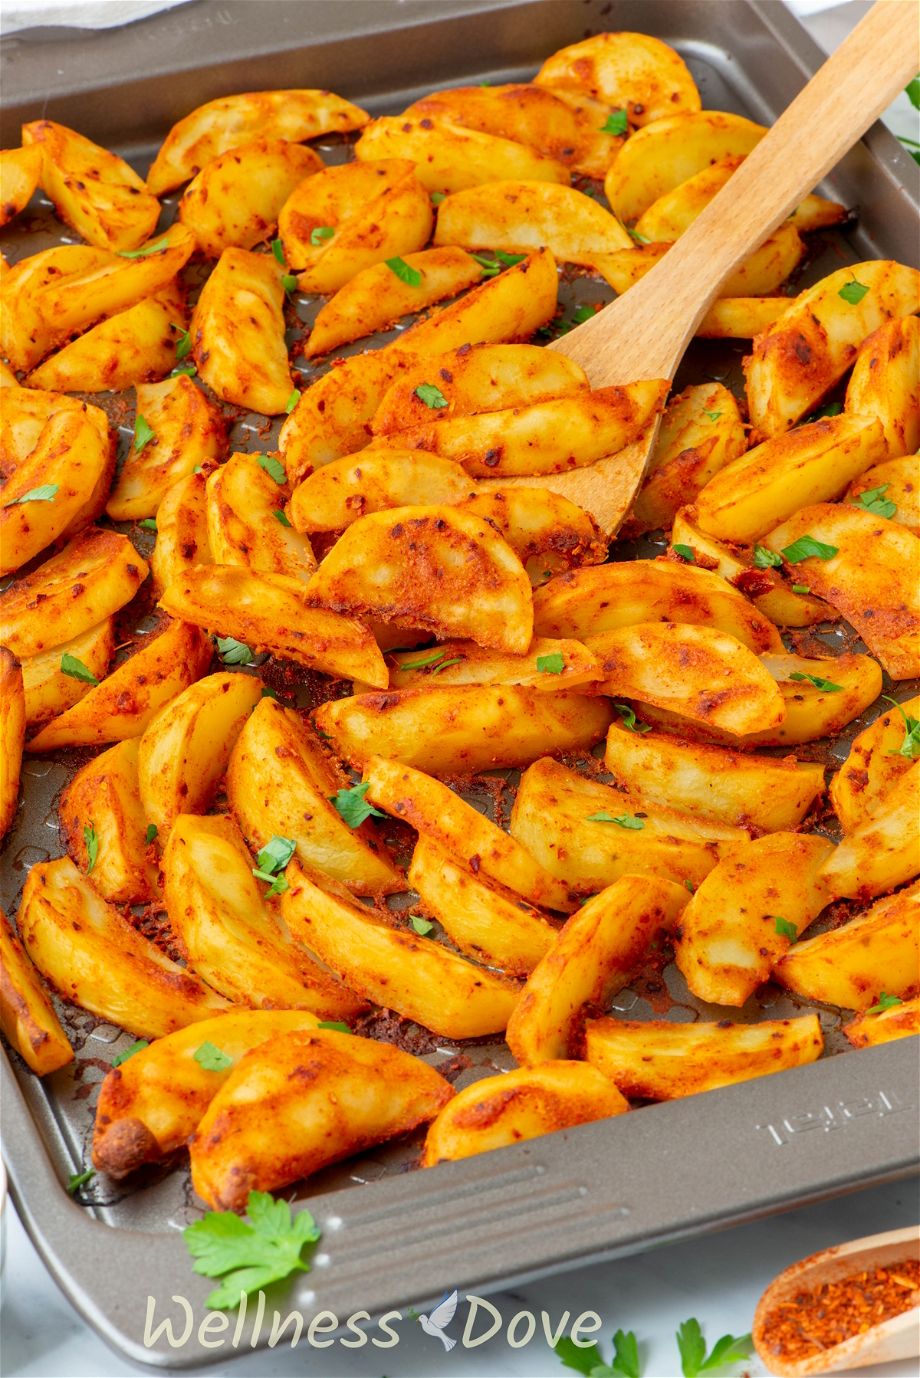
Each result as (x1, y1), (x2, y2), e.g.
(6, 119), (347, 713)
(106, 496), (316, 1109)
(752, 1223), (920, 1376)
(534, 0), (920, 536)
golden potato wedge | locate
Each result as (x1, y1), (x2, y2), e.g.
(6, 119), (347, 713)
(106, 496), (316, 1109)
(506, 874), (688, 1065)
(585, 1014), (823, 1100)
(282, 863), (521, 1038)
(634, 155), (743, 241)
(604, 720), (825, 831)
(316, 685), (612, 776)
(0, 907), (74, 1076)
(745, 260), (920, 437)
(408, 836), (560, 976)
(307, 505), (533, 653)
(1, 244), (114, 372)
(23, 119), (160, 251)
(421, 1061), (627, 1166)
(460, 487), (605, 582)
(696, 296), (789, 340)
(762, 502), (920, 679)
(595, 224), (805, 300)
(830, 694), (920, 831)
(819, 763), (920, 902)
(0, 527), (147, 660)
(27, 618), (212, 753)
(0, 145), (42, 226)
(290, 448), (473, 534)
(178, 137), (323, 257)
(694, 415), (887, 544)
(27, 285), (185, 393)
(846, 457), (920, 533)
(190, 1027), (453, 1211)
(206, 452), (315, 579)
(149, 470), (212, 593)
(510, 757), (746, 897)
(19, 857), (229, 1037)
(382, 635), (601, 693)
(0, 649), (25, 841)
(774, 881), (920, 1010)
(362, 754), (575, 911)
(535, 31), (700, 125)
(845, 315), (920, 458)
(0, 384), (109, 466)
(305, 247), (482, 358)
(59, 740), (159, 904)
(159, 564), (388, 686)
(0, 360), (19, 388)
(190, 248), (292, 414)
(354, 117), (570, 195)
(92, 1009), (323, 1177)
(21, 618), (115, 728)
(674, 833), (833, 1007)
(434, 180), (631, 264)
(844, 997), (920, 1049)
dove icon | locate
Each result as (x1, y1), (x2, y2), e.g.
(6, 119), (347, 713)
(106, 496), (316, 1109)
(419, 1289), (459, 1351)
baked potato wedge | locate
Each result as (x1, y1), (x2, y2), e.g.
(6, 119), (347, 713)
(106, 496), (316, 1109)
(829, 693), (920, 831)
(434, 180), (632, 263)
(21, 618), (115, 728)
(818, 763), (920, 901)
(0, 649), (25, 841)
(0, 145), (42, 226)
(595, 225), (805, 300)
(206, 452), (315, 579)
(381, 636), (600, 693)
(59, 740), (159, 904)
(191, 248), (292, 414)
(535, 31), (701, 126)
(149, 470), (213, 592)
(1, 244), (114, 372)
(845, 315), (920, 457)
(354, 117), (570, 195)
(696, 296), (788, 340)
(290, 448), (473, 534)
(0, 907), (74, 1076)
(27, 284), (185, 393)
(460, 487), (605, 582)
(178, 137), (323, 257)
(1, 384), (106, 464)
(844, 997), (920, 1049)
(846, 458), (920, 533)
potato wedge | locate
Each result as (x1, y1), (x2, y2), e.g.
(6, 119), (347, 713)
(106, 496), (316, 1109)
(674, 833), (833, 1006)
(149, 470), (212, 592)
(818, 763), (920, 901)
(774, 881), (920, 1010)
(206, 452), (315, 579)
(421, 1061), (627, 1166)
(844, 997), (920, 1049)
(0, 907), (74, 1076)
(0, 649), (25, 841)
(845, 315), (920, 457)
(0, 527), (148, 660)
(282, 863), (521, 1038)
(830, 694), (920, 831)
(27, 284), (185, 393)
(21, 618), (115, 728)
(595, 226), (805, 301)
(585, 1014), (823, 1100)
(159, 564), (388, 686)
(634, 154), (743, 241)
(27, 618), (212, 753)
(59, 740), (159, 904)
(696, 297), (789, 340)
(92, 1010), (322, 1177)
(18, 857), (229, 1037)
(354, 117), (569, 195)
(506, 874), (688, 1065)
(1, 245), (114, 372)
(191, 248), (292, 414)
(0, 359), (20, 389)
(434, 181), (632, 263)
(744, 260), (920, 437)
(316, 685), (612, 776)
(0, 145), (42, 226)
(846, 458), (920, 533)
(459, 488), (606, 582)
(1, 384), (111, 468)
(178, 137), (323, 257)
(510, 757), (746, 896)
(382, 636), (601, 693)
(535, 31), (701, 126)
(290, 448), (474, 534)
(190, 1027), (453, 1211)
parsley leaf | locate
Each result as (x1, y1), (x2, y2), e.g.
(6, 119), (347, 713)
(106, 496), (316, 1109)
(317, 1020), (351, 1032)
(851, 483), (897, 519)
(60, 653), (98, 685)
(536, 652), (565, 674)
(252, 868), (289, 897)
(587, 812), (644, 829)
(789, 671), (843, 693)
(802, 399), (843, 423)
(611, 1329), (642, 1378)
(774, 916), (798, 941)
(838, 279), (869, 305)
(409, 914), (434, 936)
(281, 273), (298, 293)
(431, 656), (464, 673)
(134, 415), (155, 452)
(672, 544), (695, 562)
(4, 483), (58, 506)
(907, 77), (920, 110)
(171, 323), (193, 359)
(792, 583), (810, 594)
(867, 992), (904, 1015)
(216, 636), (254, 666)
(882, 695), (920, 758)
(273, 508), (292, 527)
(138, 517), (157, 531)
(431, 191), (446, 205)
(194, 1041), (234, 1072)
(571, 305), (596, 324)
(67, 1167), (96, 1193)
(600, 109), (629, 136)
(752, 545), (783, 569)
(414, 383), (449, 409)
(310, 226), (334, 246)
(471, 250), (526, 277)
(113, 1039), (148, 1067)
(255, 835), (297, 874)
(399, 649), (450, 670)
(555, 1336), (604, 1376)
(676, 1319), (752, 1377)
(271, 237), (286, 265)
(257, 453), (287, 485)
(171, 361), (197, 377)
(386, 256), (422, 286)
(329, 780), (385, 828)
(628, 227), (649, 244)
(781, 534), (838, 563)
(284, 389), (300, 414)
(703, 410), (722, 422)
(83, 823), (98, 873)
(613, 703), (651, 734)
(145, 824), (158, 844)
(184, 1190), (321, 1310)
(119, 235), (170, 258)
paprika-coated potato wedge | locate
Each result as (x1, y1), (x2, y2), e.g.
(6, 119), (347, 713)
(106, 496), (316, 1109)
(408, 836), (560, 976)
(846, 458), (920, 533)
(27, 285), (185, 393)
(18, 857), (229, 1038)
(1, 244), (113, 372)
(595, 224), (805, 300)
(510, 757), (746, 897)
(59, 740), (159, 904)
(744, 260), (920, 438)
(0, 908), (74, 1076)
(0, 145), (42, 226)
(762, 503), (920, 679)
(844, 997), (920, 1050)
(23, 119), (160, 251)
(189, 1028), (453, 1212)
(206, 452), (316, 580)
(829, 694), (920, 831)
(21, 618), (115, 728)
(0, 385), (109, 465)
(506, 874), (688, 1066)
(27, 618), (212, 753)
(696, 296), (789, 340)
(149, 471), (212, 592)
(674, 833), (833, 1007)
(381, 636), (601, 693)
(845, 315), (920, 457)
(604, 719), (825, 832)
(107, 375), (227, 521)
(434, 180), (632, 263)
(0, 650), (25, 841)
(316, 685), (612, 777)
(282, 863), (521, 1038)
(191, 248), (293, 414)
(227, 698), (402, 897)
(422, 1061), (627, 1166)
(92, 1010), (323, 1177)
(178, 138), (324, 257)
(290, 449), (473, 534)
(354, 117), (570, 195)
(159, 564), (388, 686)
(459, 488), (606, 583)
(535, 31), (700, 126)
(163, 815), (365, 1018)
(137, 672), (262, 837)
(818, 763), (920, 902)
(634, 155), (743, 240)
(307, 505), (533, 653)
(0, 527), (148, 660)
(774, 881), (920, 1010)
(585, 1014), (823, 1100)
(362, 755), (576, 912)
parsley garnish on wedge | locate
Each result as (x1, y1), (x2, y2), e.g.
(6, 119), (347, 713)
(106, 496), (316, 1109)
(537, 652), (565, 674)
(386, 256), (422, 286)
(60, 653), (98, 685)
(414, 383), (448, 409)
(789, 671), (843, 693)
(774, 916), (798, 941)
(252, 835), (296, 897)
(194, 1041), (234, 1072)
(600, 109), (629, 136)
(330, 780), (385, 828)
(4, 484), (58, 507)
(752, 545), (783, 569)
(134, 415), (155, 452)
(780, 534), (838, 563)
(119, 235), (170, 258)
(83, 823), (98, 873)
(676, 1319), (753, 1377)
(613, 703), (651, 735)
(851, 483), (897, 519)
(113, 1039), (148, 1068)
(257, 453), (287, 485)
(184, 1190), (321, 1311)
(838, 278), (869, 305)
(882, 695), (920, 758)
(587, 812), (644, 829)
(867, 992), (903, 1015)
(216, 636), (254, 666)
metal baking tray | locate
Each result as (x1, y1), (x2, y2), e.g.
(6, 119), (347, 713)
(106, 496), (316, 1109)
(1, 0), (918, 1368)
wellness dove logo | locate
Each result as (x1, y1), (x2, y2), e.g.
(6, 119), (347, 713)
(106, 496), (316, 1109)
(418, 1289), (459, 1351)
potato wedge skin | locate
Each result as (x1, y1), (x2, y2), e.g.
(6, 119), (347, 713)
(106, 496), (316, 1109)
(206, 452), (315, 579)
(60, 740), (159, 904)
(355, 117), (570, 194)
(149, 471), (212, 593)
(434, 180), (632, 263)
(829, 694), (919, 831)
(818, 763), (919, 902)
(0, 907), (73, 1076)
(696, 296), (788, 340)
(290, 448), (474, 534)
(422, 1061), (626, 1166)
(845, 315), (920, 457)
(191, 248), (292, 414)
(0, 649), (25, 841)
(1, 244), (114, 372)
(27, 286), (184, 393)
(844, 997), (920, 1049)
(21, 619), (115, 728)
(585, 1014), (823, 1100)
(846, 458), (920, 534)
(535, 31), (701, 127)
(0, 145), (42, 225)
(460, 488), (606, 581)
(179, 137), (323, 257)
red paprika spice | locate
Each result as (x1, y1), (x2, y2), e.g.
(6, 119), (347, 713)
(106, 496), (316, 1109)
(758, 1257), (919, 1364)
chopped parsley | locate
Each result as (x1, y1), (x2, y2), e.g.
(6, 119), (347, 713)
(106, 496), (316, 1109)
(672, 544), (695, 563)
(536, 652), (565, 674)
(83, 823), (98, 873)
(171, 323), (193, 359)
(119, 235), (170, 258)
(867, 992), (903, 1015)
(309, 226), (335, 246)
(60, 654), (98, 685)
(112, 1039), (149, 1068)
(600, 110), (629, 136)
(414, 383), (449, 409)
(257, 453), (287, 485)
(752, 545), (783, 569)
(273, 508), (292, 527)
(409, 915), (434, 936)
(252, 835), (296, 897)
(329, 780), (385, 828)
(194, 1041), (234, 1072)
(317, 1020), (351, 1033)
(145, 824), (158, 845)
(586, 812), (644, 829)
(4, 483), (58, 506)
(284, 389), (300, 414)
(883, 695), (920, 758)
(386, 256), (422, 286)
(838, 279), (869, 305)
(66, 1168), (96, 1194)
(216, 636), (254, 666)
(789, 671), (843, 692)
(851, 483), (897, 519)
(134, 415), (155, 452)
(781, 534), (838, 563)
(773, 916), (798, 941)
(613, 703), (651, 734)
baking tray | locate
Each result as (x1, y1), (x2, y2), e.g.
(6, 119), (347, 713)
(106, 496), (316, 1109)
(1, 0), (919, 1369)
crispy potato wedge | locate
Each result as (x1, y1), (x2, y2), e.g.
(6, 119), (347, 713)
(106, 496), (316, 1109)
(774, 881), (920, 1010)
(535, 31), (700, 125)
(107, 376), (227, 521)
(147, 89), (368, 195)
(845, 314), (920, 457)
(27, 284), (185, 393)
(675, 833), (833, 1007)
(282, 863), (521, 1038)
(585, 1014), (823, 1100)
(149, 471), (212, 592)
(434, 181), (632, 263)
(382, 636), (601, 693)
(159, 564), (388, 686)
(59, 740), (159, 904)
(745, 260), (920, 437)
(846, 458), (919, 533)
(818, 763), (920, 901)
(290, 448), (474, 534)
(830, 694), (920, 831)
(0, 145), (42, 226)
(19, 857), (229, 1037)
(191, 247), (292, 414)
(421, 1061), (626, 1166)
(0, 650), (25, 841)
(316, 685), (612, 776)
(206, 452), (315, 579)
(354, 117), (570, 195)
(0, 527), (148, 660)
(595, 224), (805, 300)
(27, 618), (212, 753)
(178, 137), (323, 257)
(510, 756), (746, 896)
(190, 1027), (453, 1211)
(227, 698), (401, 896)
(0, 907), (74, 1076)
(91, 1009), (323, 1176)
(506, 874), (688, 1065)
(0, 385), (107, 464)
(634, 154), (743, 240)
(844, 997), (920, 1049)
(696, 296), (789, 340)
(21, 618), (115, 728)
(1, 245), (114, 372)
(460, 488), (605, 582)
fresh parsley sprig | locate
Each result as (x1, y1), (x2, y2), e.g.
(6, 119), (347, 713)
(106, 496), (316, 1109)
(867, 992), (903, 1015)
(586, 812), (644, 830)
(329, 780), (385, 828)
(676, 1319), (752, 1377)
(882, 695), (920, 758)
(555, 1327), (642, 1376)
(252, 835), (296, 897)
(184, 1190), (321, 1310)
